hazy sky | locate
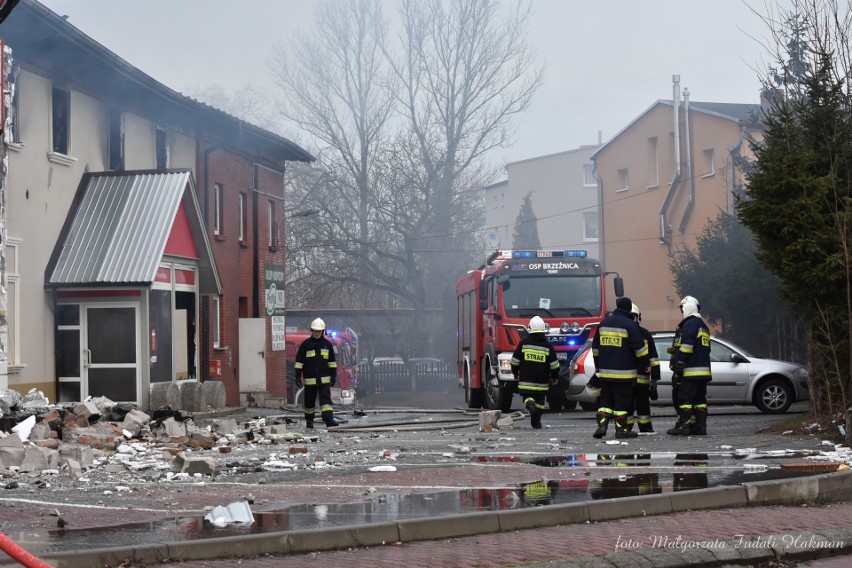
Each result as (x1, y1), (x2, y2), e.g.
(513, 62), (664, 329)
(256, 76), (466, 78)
(37, 0), (778, 166)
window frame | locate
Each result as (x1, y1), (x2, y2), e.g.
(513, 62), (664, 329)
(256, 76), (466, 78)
(4, 238), (22, 369)
(583, 212), (599, 242)
(51, 83), (71, 156)
(239, 192), (247, 242)
(268, 200), (277, 249)
(212, 296), (221, 349)
(156, 128), (169, 169)
(702, 148), (716, 177)
(108, 107), (124, 171)
(583, 163), (597, 187)
(213, 183), (223, 237)
(646, 137), (659, 188)
(617, 168), (629, 192)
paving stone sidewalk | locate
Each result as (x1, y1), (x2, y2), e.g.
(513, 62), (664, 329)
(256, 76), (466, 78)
(149, 501), (852, 568)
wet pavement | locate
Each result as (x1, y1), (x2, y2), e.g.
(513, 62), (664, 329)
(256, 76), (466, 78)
(0, 400), (849, 567)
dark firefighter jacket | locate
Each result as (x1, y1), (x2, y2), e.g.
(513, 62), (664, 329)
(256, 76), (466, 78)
(672, 315), (712, 381)
(510, 333), (559, 392)
(637, 326), (661, 386)
(592, 307), (650, 382)
(294, 335), (338, 387)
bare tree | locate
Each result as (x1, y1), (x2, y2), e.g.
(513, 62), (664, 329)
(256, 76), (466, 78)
(271, 0), (543, 358)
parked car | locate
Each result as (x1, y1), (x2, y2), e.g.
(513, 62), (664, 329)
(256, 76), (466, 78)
(566, 333), (809, 414)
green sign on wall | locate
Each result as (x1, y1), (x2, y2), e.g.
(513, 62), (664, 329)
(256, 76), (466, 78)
(264, 264), (285, 317)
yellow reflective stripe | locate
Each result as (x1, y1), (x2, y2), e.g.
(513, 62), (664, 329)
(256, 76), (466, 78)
(294, 362), (304, 369)
(518, 382), (548, 391)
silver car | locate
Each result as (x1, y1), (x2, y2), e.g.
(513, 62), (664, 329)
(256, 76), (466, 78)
(565, 333), (809, 414)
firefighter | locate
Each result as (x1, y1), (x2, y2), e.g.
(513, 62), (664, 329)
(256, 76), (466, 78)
(627, 303), (660, 433)
(510, 316), (559, 429)
(591, 296), (649, 439)
(667, 296), (712, 436)
(294, 317), (340, 429)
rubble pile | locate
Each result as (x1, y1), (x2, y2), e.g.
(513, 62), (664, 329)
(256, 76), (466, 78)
(0, 388), (319, 484)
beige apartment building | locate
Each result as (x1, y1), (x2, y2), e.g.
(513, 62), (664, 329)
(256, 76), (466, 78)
(593, 79), (762, 332)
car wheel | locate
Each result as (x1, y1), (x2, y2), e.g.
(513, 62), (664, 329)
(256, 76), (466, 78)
(579, 401), (598, 411)
(754, 378), (793, 414)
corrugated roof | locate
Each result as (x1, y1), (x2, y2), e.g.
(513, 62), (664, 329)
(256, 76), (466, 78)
(46, 170), (220, 293)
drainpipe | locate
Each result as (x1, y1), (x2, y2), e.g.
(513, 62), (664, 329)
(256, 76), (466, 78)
(201, 143), (224, 383)
(659, 75), (682, 244)
(678, 88), (694, 234)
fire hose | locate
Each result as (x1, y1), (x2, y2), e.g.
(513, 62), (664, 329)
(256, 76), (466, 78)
(0, 531), (54, 568)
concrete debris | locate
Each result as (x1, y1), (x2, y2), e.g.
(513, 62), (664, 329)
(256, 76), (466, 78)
(0, 392), (320, 485)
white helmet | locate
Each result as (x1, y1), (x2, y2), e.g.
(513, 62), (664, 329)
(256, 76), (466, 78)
(680, 296), (700, 318)
(630, 303), (641, 322)
(528, 316), (547, 334)
(310, 317), (326, 331)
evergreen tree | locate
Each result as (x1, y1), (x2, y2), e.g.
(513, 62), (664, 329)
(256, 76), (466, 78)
(512, 192), (541, 249)
(669, 211), (802, 361)
(737, 39), (852, 415)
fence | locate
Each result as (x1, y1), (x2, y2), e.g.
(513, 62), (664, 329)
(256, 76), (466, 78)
(358, 359), (455, 394)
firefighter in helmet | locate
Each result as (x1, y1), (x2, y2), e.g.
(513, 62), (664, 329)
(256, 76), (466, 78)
(667, 295), (711, 436)
(591, 296), (649, 439)
(626, 303), (660, 433)
(510, 316), (559, 429)
(294, 317), (340, 428)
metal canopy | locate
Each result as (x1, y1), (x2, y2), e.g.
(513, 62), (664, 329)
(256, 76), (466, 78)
(45, 170), (221, 295)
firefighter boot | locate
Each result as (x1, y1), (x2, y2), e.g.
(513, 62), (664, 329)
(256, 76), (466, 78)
(305, 419), (314, 430)
(667, 412), (693, 435)
(692, 410), (707, 435)
(637, 416), (655, 433)
(614, 417), (638, 439)
(525, 399), (542, 429)
(592, 415), (610, 439)
(626, 415), (636, 432)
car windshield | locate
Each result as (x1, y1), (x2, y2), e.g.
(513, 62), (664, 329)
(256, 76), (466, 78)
(502, 275), (602, 317)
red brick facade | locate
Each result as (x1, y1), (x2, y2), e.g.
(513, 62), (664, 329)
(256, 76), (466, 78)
(200, 148), (289, 406)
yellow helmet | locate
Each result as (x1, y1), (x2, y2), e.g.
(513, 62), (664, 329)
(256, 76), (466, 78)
(310, 318), (326, 331)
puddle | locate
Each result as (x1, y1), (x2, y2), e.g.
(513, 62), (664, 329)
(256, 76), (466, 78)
(1, 455), (833, 558)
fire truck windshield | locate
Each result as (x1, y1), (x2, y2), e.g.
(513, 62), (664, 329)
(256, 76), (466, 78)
(502, 274), (602, 318)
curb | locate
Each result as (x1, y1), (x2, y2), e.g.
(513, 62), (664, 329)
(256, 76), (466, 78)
(21, 469), (852, 568)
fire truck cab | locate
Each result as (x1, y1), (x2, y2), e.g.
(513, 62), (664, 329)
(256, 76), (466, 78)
(457, 249), (623, 411)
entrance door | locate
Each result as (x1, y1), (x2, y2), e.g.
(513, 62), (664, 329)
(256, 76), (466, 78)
(239, 318), (266, 393)
(56, 303), (140, 403)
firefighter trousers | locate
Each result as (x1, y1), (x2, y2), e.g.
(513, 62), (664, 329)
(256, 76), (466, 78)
(303, 383), (335, 425)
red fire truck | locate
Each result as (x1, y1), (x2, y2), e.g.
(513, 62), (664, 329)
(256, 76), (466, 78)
(284, 326), (360, 406)
(456, 249), (623, 411)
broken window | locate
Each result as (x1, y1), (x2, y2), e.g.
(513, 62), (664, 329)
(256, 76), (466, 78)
(108, 107), (124, 171)
(51, 84), (70, 154)
(156, 127), (169, 169)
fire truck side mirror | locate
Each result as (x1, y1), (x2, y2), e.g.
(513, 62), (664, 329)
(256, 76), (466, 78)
(478, 279), (489, 311)
(497, 274), (510, 290)
(613, 276), (624, 297)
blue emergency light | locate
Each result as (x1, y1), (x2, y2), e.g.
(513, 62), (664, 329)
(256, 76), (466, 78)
(565, 250), (588, 257)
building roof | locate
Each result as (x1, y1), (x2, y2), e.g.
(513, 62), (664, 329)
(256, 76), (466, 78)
(4, 0), (313, 164)
(45, 170), (221, 294)
(593, 99), (763, 158)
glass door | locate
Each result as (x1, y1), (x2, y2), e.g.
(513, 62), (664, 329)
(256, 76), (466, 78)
(84, 305), (140, 403)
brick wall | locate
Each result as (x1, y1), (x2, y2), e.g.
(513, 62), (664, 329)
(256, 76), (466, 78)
(202, 148), (288, 405)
